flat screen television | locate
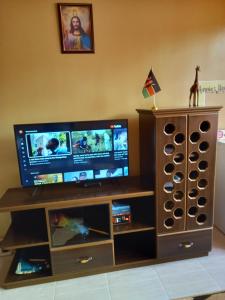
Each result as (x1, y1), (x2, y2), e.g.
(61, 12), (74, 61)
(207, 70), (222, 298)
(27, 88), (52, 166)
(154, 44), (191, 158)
(14, 119), (129, 187)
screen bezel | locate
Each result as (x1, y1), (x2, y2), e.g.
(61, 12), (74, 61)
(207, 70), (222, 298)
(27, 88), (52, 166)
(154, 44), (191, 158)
(14, 119), (129, 188)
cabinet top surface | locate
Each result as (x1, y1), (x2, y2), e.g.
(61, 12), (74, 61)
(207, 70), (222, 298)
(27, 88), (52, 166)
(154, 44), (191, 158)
(137, 106), (223, 116)
(0, 177), (153, 212)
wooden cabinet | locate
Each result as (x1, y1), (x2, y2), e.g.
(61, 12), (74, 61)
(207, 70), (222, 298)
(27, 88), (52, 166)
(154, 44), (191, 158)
(0, 106), (221, 289)
(0, 178), (155, 288)
(137, 106), (221, 259)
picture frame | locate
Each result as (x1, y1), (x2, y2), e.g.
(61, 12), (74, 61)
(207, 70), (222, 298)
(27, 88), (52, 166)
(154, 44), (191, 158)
(57, 3), (95, 53)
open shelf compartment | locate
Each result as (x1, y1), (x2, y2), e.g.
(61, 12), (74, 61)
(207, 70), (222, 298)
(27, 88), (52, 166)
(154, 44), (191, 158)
(114, 230), (156, 265)
(4, 245), (52, 284)
(112, 196), (155, 235)
(1, 209), (49, 250)
(48, 204), (111, 248)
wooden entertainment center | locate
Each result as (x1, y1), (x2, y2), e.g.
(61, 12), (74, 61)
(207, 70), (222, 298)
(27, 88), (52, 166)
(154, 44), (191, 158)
(0, 106), (221, 289)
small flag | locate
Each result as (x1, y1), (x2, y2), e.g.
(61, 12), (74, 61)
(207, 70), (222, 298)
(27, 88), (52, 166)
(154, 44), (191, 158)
(142, 69), (161, 98)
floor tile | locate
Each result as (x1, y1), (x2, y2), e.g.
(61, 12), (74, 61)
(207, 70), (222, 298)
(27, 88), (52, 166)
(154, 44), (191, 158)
(107, 265), (158, 286)
(157, 269), (221, 299)
(0, 282), (55, 300)
(199, 253), (225, 268)
(154, 259), (204, 277)
(55, 273), (107, 290)
(108, 277), (169, 300)
(203, 266), (225, 290)
(54, 287), (111, 300)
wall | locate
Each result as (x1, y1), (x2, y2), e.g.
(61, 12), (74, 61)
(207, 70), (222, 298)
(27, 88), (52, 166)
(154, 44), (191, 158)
(0, 0), (225, 237)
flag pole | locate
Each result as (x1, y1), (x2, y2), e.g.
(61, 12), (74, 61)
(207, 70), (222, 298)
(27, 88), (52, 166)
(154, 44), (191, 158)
(152, 94), (158, 110)
(151, 67), (158, 110)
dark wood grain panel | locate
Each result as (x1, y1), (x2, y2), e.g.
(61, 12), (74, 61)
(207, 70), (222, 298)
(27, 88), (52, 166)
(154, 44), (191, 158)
(0, 177), (153, 212)
(155, 115), (187, 234)
(186, 113), (219, 230)
(51, 243), (113, 275)
(157, 229), (212, 259)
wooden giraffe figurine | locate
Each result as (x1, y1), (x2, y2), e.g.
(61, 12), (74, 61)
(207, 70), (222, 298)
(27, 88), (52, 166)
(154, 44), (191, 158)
(189, 66), (200, 107)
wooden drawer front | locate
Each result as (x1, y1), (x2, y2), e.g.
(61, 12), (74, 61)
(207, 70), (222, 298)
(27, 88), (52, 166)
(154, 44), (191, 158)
(51, 243), (113, 275)
(157, 229), (212, 259)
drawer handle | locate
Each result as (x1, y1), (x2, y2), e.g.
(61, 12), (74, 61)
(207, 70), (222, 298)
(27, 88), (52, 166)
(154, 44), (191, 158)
(77, 256), (93, 264)
(179, 241), (194, 249)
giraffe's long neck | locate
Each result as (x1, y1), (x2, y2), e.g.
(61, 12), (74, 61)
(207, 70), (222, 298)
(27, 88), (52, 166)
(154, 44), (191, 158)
(194, 69), (199, 84)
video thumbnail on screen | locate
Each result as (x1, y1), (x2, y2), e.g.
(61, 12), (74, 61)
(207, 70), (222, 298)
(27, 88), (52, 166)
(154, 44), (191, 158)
(33, 173), (63, 185)
(113, 128), (128, 150)
(64, 170), (94, 182)
(72, 130), (112, 154)
(27, 132), (71, 157)
(94, 168), (123, 179)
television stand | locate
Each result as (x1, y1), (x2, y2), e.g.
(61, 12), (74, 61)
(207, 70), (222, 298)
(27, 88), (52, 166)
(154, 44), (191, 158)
(0, 177), (157, 289)
(0, 106), (220, 289)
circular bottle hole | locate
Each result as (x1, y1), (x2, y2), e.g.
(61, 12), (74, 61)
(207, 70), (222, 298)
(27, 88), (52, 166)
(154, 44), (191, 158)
(173, 191), (184, 201)
(200, 121), (210, 133)
(197, 214), (207, 225)
(189, 189), (198, 198)
(174, 133), (185, 145)
(164, 163), (175, 174)
(164, 218), (174, 228)
(173, 153), (184, 164)
(189, 152), (199, 162)
(198, 179), (208, 189)
(198, 197), (207, 207)
(188, 206), (198, 217)
(164, 144), (175, 155)
(199, 141), (209, 152)
(164, 182), (174, 193)
(173, 172), (184, 183)
(190, 132), (201, 143)
(164, 123), (175, 135)
(198, 160), (208, 171)
(164, 200), (175, 211)
(174, 208), (184, 219)
(189, 170), (199, 180)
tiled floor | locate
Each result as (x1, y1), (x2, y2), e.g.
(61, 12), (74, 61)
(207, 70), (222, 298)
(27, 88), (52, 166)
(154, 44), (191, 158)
(0, 227), (225, 300)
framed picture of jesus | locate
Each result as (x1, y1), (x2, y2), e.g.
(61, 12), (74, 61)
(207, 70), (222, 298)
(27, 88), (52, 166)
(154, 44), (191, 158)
(58, 3), (95, 53)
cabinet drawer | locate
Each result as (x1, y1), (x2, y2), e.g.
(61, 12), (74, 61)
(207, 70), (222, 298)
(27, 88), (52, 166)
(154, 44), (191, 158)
(51, 243), (113, 275)
(157, 229), (212, 259)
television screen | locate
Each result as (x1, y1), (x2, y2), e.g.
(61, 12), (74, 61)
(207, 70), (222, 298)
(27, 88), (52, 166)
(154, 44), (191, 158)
(14, 119), (129, 187)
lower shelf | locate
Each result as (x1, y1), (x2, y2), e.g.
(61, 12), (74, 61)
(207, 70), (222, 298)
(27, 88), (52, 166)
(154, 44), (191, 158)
(4, 245), (52, 284)
(113, 223), (155, 235)
(1, 249), (210, 289)
(114, 230), (156, 265)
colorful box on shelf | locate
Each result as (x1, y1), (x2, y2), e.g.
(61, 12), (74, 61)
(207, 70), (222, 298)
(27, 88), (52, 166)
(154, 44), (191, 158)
(112, 202), (131, 225)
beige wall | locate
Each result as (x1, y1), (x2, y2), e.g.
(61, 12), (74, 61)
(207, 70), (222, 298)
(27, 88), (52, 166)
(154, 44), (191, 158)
(0, 0), (225, 237)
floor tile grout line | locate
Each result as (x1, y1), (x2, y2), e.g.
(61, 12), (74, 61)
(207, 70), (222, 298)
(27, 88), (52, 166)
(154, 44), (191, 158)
(153, 262), (222, 300)
(153, 261), (206, 280)
(107, 268), (171, 300)
(105, 273), (112, 300)
(198, 262), (224, 292)
(52, 282), (57, 300)
(152, 267), (171, 300)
